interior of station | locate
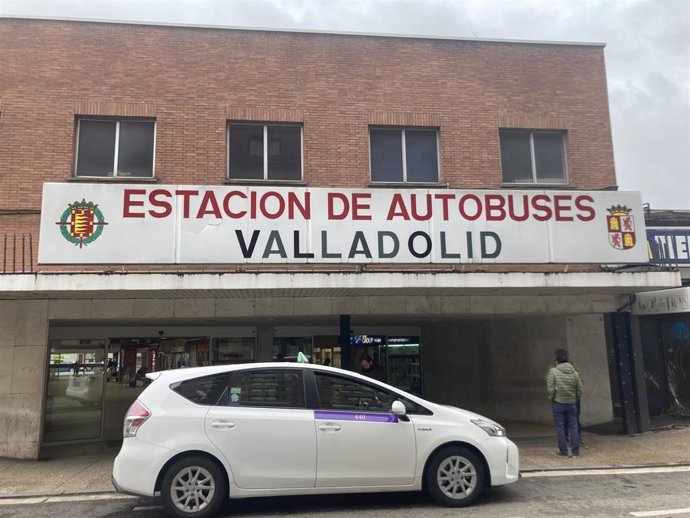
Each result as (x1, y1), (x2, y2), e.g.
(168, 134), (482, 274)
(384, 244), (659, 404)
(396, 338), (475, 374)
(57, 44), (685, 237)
(42, 311), (613, 452)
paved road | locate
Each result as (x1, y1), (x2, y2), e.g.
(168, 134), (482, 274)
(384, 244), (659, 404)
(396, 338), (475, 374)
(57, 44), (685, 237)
(1, 467), (689, 518)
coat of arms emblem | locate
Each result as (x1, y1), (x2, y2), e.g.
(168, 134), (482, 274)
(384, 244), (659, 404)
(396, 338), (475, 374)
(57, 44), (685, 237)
(606, 205), (635, 250)
(55, 199), (108, 248)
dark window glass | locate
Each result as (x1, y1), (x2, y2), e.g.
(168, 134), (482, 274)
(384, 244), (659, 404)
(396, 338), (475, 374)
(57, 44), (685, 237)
(534, 132), (566, 183)
(228, 369), (305, 408)
(76, 120), (116, 177)
(118, 121), (155, 178)
(499, 131), (533, 183)
(172, 373), (228, 406)
(315, 372), (394, 412)
(405, 130), (438, 182)
(229, 125), (264, 180)
(370, 129), (403, 182)
(268, 126), (301, 180)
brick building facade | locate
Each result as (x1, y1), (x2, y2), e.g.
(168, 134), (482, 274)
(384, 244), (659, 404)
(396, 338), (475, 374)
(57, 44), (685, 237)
(0, 18), (678, 458)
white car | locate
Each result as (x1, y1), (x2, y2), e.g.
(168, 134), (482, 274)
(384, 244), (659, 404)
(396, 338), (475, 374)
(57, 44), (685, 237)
(65, 368), (104, 404)
(112, 363), (519, 517)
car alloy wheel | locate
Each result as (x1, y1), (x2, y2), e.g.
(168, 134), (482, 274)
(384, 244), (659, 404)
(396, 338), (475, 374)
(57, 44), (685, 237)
(426, 446), (486, 507)
(437, 455), (477, 499)
(161, 456), (225, 518)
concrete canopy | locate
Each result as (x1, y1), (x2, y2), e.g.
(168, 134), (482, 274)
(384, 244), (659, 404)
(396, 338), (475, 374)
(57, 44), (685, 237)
(0, 271), (680, 300)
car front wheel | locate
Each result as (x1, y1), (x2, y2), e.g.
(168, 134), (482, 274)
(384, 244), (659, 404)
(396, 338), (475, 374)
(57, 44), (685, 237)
(425, 446), (486, 507)
(160, 456), (226, 518)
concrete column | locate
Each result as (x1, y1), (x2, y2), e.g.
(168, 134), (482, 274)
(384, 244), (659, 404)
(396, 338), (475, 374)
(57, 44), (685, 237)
(255, 325), (274, 362)
(566, 314), (614, 426)
(420, 320), (483, 412)
(0, 300), (49, 460)
(339, 315), (351, 371)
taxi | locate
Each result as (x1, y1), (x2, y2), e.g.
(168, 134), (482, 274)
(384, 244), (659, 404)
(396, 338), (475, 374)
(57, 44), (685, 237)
(113, 362), (519, 517)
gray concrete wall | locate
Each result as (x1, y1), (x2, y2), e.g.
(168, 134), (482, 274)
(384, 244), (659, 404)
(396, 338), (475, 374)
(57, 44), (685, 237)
(0, 300), (49, 459)
(421, 320), (484, 411)
(566, 314), (614, 425)
(422, 314), (613, 426)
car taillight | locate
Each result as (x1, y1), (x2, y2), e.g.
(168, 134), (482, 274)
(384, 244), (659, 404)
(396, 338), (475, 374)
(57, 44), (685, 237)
(124, 400), (151, 438)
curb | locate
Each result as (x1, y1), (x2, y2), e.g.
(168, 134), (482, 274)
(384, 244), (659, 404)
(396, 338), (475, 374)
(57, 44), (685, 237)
(0, 488), (119, 501)
(520, 461), (690, 473)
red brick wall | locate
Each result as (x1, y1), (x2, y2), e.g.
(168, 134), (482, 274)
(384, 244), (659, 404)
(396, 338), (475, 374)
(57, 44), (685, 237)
(0, 19), (616, 273)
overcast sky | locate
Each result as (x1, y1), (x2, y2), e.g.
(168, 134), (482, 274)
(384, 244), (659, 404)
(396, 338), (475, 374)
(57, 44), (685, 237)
(2, 0), (689, 209)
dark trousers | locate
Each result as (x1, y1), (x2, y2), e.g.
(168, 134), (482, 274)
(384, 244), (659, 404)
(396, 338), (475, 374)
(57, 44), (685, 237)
(565, 399), (582, 444)
(552, 401), (580, 455)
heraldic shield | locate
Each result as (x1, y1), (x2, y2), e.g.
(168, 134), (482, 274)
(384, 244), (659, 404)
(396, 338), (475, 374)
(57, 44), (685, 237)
(56, 199), (108, 248)
(607, 205), (636, 250)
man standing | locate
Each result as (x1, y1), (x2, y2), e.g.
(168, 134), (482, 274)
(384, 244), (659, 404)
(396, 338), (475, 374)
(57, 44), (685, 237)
(360, 355), (385, 382)
(546, 349), (584, 458)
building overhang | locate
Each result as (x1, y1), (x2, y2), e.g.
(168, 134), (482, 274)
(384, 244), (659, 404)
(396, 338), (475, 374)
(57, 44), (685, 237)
(0, 270), (680, 300)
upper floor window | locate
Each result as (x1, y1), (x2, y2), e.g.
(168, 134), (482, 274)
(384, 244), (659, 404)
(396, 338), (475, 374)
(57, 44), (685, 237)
(228, 123), (303, 181)
(499, 130), (567, 185)
(75, 119), (155, 178)
(370, 128), (439, 183)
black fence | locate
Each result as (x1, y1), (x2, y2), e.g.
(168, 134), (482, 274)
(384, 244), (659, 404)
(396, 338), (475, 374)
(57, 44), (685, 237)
(2, 233), (34, 274)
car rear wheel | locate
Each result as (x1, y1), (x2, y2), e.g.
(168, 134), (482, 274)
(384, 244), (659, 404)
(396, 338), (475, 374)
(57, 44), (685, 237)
(425, 446), (486, 507)
(160, 456), (226, 518)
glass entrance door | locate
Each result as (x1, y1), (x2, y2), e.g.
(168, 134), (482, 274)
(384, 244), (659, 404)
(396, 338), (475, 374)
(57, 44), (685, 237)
(44, 339), (106, 443)
(386, 336), (422, 395)
(313, 335), (341, 367)
(103, 336), (212, 441)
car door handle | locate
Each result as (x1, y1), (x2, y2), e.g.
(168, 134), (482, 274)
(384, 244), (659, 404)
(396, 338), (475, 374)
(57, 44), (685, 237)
(210, 420), (236, 429)
(318, 423), (342, 432)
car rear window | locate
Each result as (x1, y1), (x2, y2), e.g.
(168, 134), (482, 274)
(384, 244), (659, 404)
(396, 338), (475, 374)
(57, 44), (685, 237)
(171, 373), (228, 405)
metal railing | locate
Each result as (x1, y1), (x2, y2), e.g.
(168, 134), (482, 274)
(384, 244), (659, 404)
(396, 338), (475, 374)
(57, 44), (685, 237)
(2, 233), (34, 273)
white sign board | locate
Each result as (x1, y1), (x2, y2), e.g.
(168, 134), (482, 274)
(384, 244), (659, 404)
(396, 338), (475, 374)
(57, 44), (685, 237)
(38, 183), (648, 265)
(633, 287), (690, 315)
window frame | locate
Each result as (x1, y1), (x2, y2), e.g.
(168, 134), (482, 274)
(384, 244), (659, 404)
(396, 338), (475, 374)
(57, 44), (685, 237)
(225, 367), (308, 409)
(499, 129), (568, 186)
(310, 370), (433, 415)
(227, 122), (304, 182)
(74, 117), (157, 179)
(369, 127), (440, 184)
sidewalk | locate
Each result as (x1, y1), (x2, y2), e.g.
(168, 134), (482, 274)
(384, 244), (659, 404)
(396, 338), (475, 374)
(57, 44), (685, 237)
(0, 425), (689, 498)
(515, 425), (690, 471)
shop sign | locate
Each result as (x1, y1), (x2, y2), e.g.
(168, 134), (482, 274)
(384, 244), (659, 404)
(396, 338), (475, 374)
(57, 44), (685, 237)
(633, 287), (690, 315)
(647, 227), (690, 265)
(38, 183), (648, 264)
(351, 335), (386, 345)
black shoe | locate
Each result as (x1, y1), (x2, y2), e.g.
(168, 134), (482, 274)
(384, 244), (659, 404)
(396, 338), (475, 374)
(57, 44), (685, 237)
(556, 452), (570, 458)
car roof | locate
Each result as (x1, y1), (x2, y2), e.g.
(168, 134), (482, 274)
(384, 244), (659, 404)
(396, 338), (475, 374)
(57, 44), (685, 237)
(149, 362), (427, 404)
(152, 362), (357, 382)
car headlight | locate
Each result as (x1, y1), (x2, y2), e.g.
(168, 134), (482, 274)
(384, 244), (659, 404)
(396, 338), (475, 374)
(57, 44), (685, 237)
(471, 418), (506, 437)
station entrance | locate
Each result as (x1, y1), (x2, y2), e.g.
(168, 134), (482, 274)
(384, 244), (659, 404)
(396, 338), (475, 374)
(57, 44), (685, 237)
(42, 326), (424, 448)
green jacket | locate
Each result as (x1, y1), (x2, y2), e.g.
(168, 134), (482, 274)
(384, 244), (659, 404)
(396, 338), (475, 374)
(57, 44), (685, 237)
(546, 362), (583, 404)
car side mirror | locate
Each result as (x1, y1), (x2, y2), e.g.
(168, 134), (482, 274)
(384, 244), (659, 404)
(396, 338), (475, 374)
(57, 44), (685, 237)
(391, 400), (407, 416)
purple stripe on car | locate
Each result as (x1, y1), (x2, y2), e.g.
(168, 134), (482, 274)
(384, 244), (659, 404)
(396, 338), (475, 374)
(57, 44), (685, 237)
(314, 410), (398, 423)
